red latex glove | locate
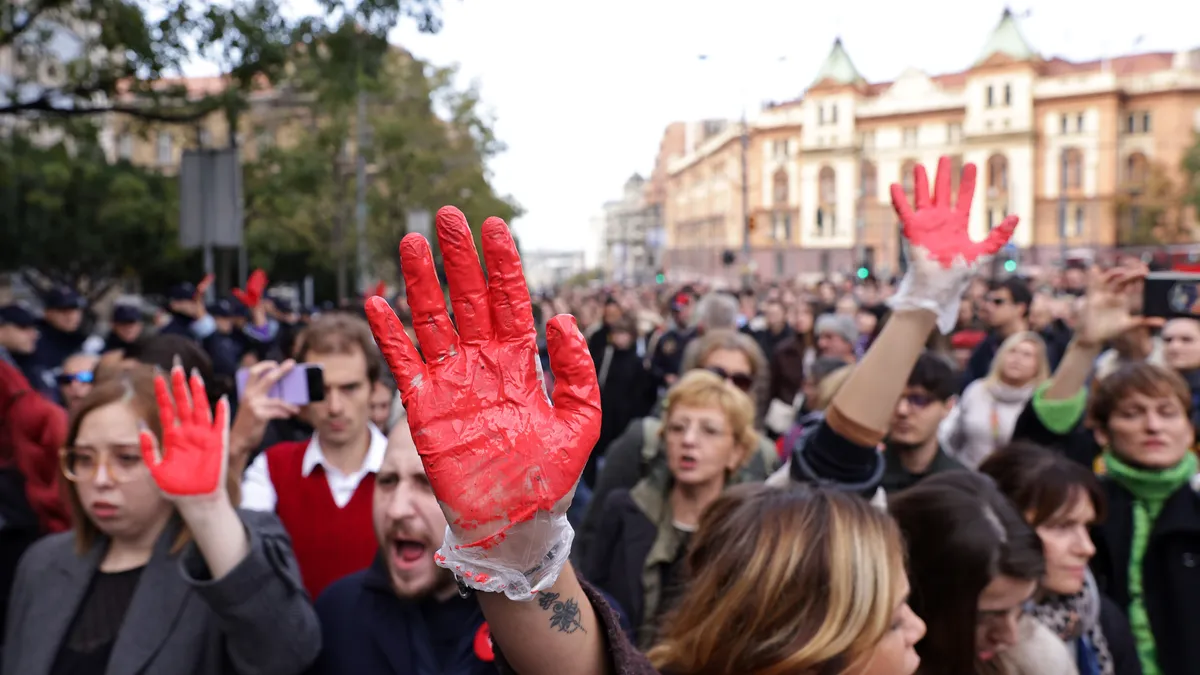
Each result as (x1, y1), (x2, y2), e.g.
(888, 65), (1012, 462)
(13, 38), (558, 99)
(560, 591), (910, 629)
(365, 206), (601, 550)
(231, 269), (269, 309)
(372, 281), (387, 299)
(889, 156), (1017, 268)
(196, 274), (215, 299)
(139, 367), (229, 498)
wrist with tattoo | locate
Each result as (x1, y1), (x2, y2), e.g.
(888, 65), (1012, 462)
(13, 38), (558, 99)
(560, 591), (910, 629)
(536, 592), (586, 634)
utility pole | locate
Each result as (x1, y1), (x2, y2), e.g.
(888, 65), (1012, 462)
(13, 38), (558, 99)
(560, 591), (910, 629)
(354, 90), (370, 295)
(739, 112), (752, 289)
(1057, 147), (1068, 263)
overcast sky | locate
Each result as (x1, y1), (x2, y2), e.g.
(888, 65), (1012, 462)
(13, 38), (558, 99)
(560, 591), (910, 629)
(223, 0), (1200, 252)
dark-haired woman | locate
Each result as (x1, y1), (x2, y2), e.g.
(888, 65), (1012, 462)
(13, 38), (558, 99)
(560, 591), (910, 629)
(1011, 267), (1200, 675)
(981, 442), (1142, 675)
(890, 471), (1077, 675)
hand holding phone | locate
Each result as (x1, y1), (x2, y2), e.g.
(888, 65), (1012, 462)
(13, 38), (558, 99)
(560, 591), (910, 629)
(1142, 272), (1200, 318)
(236, 362), (325, 405)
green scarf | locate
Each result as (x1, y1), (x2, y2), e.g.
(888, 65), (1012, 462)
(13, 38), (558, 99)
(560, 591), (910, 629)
(1102, 450), (1198, 675)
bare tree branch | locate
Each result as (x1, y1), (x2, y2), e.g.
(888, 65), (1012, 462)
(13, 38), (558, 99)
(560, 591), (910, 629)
(0, 95), (220, 123)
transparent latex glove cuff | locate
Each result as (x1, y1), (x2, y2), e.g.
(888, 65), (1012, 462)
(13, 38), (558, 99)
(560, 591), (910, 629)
(436, 511), (574, 601)
(887, 244), (981, 335)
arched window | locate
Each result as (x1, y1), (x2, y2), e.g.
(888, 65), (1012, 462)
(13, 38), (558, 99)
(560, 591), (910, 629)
(860, 161), (877, 201)
(987, 154), (1008, 192)
(1125, 152), (1149, 187)
(899, 159), (917, 195)
(773, 169), (789, 205)
(1073, 205), (1084, 236)
(818, 166), (836, 205)
(818, 166), (836, 236)
(1063, 148), (1083, 189)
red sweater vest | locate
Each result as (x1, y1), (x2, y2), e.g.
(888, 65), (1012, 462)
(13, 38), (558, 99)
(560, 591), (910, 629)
(265, 440), (378, 599)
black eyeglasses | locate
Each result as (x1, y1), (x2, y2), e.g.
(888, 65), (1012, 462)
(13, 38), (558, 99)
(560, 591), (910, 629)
(706, 366), (754, 393)
(55, 371), (94, 387)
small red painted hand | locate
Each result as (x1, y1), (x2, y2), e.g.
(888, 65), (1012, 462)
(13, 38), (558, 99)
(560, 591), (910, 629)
(890, 156), (1017, 267)
(888, 156), (1020, 333)
(231, 269), (269, 309)
(139, 367), (230, 499)
(372, 280), (387, 299)
(365, 207), (602, 553)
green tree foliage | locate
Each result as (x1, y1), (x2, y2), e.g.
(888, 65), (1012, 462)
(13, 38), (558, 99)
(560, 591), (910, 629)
(241, 48), (521, 298)
(0, 131), (195, 292)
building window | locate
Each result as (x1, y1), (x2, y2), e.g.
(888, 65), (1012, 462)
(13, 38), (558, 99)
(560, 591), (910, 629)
(117, 132), (133, 160)
(861, 130), (875, 150)
(1125, 152), (1149, 187)
(987, 154), (1008, 193)
(1076, 114), (1085, 132)
(818, 105), (825, 125)
(156, 132), (173, 165)
(818, 166), (836, 205)
(772, 169), (789, 205)
(830, 104), (838, 124)
(860, 161), (877, 201)
(1126, 112), (1153, 134)
(948, 122), (963, 143)
(773, 212), (792, 241)
(1063, 148), (1083, 189)
(1060, 114), (1069, 135)
(986, 85), (994, 107)
(1004, 84), (1012, 106)
(900, 159), (917, 195)
(902, 126), (918, 148)
(1073, 205), (1085, 237)
(1142, 112), (1152, 133)
(1125, 114), (1136, 134)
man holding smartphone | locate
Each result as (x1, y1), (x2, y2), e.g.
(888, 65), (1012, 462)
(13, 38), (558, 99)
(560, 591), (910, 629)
(240, 313), (388, 599)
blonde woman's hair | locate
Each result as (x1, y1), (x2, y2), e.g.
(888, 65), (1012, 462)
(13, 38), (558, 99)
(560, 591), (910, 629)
(986, 331), (1050, 386)
(648, 485), (908, 675)
(662, 369), (758, 459)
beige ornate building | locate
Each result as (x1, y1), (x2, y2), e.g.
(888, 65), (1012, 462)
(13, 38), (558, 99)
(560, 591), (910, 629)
(661, 9), (1200, 281)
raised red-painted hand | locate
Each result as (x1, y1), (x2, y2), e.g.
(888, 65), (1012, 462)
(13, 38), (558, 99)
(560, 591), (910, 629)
(890, 156), (1018, 267)
(232, 269), (269, 309)
(372, 281), (388, 299)
(365, 206), (601, 549)
(140, 367), (229, 498)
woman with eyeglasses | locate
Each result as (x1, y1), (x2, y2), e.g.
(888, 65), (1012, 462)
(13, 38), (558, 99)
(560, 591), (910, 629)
(890, 471), (1078, 675)
(582, 369), (760, 648)
(576, 328), (778, 563)
(2, 365), (320, 675)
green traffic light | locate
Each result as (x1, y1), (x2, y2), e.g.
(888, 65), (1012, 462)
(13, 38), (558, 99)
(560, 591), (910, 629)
(655, 274), (665, 284)
(1003, 260), (1017, 272)
(856, 267), (869, 280)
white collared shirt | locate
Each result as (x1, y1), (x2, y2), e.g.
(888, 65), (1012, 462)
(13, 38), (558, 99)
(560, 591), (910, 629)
(240, 424), (388, 512)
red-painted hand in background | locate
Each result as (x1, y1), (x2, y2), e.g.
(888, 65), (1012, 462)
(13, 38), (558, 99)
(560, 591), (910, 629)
(140, 367), (229, 499)
(232, 269), (269, 309)
(365, 206), (601, 551)
(890, 156), (1017, 268)
(372, 281), (388, 299)
(888, 156), (1020, 334)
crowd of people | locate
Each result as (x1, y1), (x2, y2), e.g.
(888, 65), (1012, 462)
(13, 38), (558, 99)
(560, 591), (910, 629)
(0, 157), (1196, 674)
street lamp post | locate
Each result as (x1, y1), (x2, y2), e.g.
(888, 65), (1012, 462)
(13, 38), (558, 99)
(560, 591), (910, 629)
(697, 53), (785, 289)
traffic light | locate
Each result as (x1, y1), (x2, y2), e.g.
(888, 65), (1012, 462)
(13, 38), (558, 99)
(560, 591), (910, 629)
(856, 266), (869, 280)
(1003, 259), (1017, 273)
(655, 271), (665, 284)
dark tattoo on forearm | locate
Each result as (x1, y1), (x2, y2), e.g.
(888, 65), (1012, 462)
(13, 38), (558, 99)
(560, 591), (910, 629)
(537, 592), (586, 634)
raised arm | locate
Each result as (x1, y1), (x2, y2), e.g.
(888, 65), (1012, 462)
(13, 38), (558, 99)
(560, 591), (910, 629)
(824, 157), (1016, 449)
(365, 207), (616, 675)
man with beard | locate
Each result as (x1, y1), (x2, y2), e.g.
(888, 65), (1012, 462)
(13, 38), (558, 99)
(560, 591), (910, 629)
(311, 420), (629, 674)
(879, 352), (966, 494)
(309, 420), (504, 674)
